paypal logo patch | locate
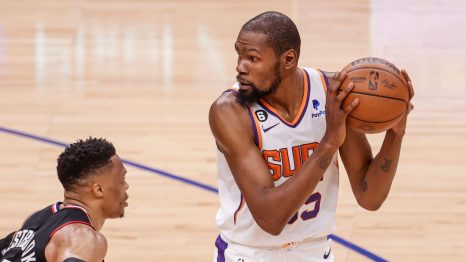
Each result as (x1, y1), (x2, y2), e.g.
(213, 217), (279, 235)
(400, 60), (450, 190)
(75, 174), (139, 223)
(311, 99), (326, 118)
(312, 99), (320, 110)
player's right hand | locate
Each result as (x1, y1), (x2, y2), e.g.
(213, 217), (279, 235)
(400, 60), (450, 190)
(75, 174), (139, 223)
(323, 71), (359, 148)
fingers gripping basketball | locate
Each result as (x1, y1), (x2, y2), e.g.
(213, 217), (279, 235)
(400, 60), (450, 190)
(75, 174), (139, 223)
(340, 57), (409, 133)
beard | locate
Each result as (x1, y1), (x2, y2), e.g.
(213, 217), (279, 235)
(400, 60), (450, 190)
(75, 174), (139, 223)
(237, 64), (282, 104)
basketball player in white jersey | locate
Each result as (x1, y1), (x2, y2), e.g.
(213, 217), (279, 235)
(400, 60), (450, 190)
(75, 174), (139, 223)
(209, 11), (414, 261)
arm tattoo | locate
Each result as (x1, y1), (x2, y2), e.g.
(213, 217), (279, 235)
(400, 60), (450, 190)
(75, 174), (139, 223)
(64, 258), (86, 262)
(380, 158), (392, 173)
(360, 180), (368, 192)
(316, 156), (332, 170)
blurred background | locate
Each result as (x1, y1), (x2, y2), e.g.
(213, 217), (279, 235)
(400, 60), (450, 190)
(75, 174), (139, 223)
(0, 0), (465, 261)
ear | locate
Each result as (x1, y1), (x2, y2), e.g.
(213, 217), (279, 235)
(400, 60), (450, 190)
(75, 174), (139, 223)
(92, 183), (104, 198)
(282, 49), (298, 69)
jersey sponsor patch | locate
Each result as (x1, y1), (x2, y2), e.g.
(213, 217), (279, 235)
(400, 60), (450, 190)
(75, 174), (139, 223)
(311, 99), (326, 118)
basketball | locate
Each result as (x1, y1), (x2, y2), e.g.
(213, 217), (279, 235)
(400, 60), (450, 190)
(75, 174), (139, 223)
(340, 57), (409, 133)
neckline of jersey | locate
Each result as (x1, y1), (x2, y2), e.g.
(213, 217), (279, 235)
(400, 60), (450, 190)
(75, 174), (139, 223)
(258, 68), (310, 127)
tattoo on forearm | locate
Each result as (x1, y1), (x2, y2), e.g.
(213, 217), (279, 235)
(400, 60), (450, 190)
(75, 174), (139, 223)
(380, 158), (392, 173)
(361, 180), (368, 192)
(316, 156), (332, 170)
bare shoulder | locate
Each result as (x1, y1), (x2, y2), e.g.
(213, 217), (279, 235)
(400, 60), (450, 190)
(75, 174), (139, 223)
(209, 90), (254, 153)
(46, 223), (107, 262)
(209, 90), (251, 129)
(209, 90), (246, 116)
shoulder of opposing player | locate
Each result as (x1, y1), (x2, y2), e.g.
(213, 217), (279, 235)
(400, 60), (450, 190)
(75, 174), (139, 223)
(49, 223), (107, 261)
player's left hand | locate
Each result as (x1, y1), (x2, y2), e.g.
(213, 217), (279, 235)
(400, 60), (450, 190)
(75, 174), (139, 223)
(388, 69), (414, 136)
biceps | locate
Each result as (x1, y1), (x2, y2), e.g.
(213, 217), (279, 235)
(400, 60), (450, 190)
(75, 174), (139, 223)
(225, 146), (275, 194)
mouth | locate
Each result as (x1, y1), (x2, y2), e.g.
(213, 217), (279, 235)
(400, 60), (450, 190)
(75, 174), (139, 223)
(239, 83), (252, 91)
(237, 76), (253, 90)
(238, 81), (253, 91)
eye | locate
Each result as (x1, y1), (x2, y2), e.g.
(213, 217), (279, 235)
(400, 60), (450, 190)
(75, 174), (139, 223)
(250, 56), (258, 62)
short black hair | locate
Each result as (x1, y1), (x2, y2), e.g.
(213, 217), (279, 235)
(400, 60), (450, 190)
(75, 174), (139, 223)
(241, 11), (301, 58)
(57, 137), (116, 191)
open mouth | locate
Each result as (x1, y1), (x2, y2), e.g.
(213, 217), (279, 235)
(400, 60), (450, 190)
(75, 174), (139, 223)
(237, 76), (252, 87)
(239, 83), (252, 91)
(237, 80), (253, 90)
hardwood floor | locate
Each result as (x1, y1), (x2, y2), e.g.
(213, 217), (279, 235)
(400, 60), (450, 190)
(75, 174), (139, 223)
(0, 0), (465, 261)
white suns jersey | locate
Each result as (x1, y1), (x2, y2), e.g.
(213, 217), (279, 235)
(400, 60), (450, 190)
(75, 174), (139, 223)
(216, 67), (339, 247)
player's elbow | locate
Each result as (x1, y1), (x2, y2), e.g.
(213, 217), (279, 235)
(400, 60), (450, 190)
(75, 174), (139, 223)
(354, 180), (390, 211)
(255, 215), (288, 236)
(257, 222), (284, 236)
(359, 201), (382, 211)
(356, 196), (385, 211)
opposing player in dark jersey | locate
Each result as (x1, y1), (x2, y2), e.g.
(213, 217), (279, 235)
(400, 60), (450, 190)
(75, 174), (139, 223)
(0, 137), (129, 262)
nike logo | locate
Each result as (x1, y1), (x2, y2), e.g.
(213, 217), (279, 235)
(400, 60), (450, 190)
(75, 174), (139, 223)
(323, 247), (331, 259)
(262, 123), (279, 132)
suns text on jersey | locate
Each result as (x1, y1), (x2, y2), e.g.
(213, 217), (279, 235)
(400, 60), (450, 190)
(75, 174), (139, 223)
(262, 142), (322, 181)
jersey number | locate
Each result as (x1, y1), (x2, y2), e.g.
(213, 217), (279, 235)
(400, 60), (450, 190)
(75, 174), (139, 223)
(288, 192), (321, 224)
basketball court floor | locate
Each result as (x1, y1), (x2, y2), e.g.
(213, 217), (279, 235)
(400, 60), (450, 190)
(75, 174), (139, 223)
(1, 0), (465, 261)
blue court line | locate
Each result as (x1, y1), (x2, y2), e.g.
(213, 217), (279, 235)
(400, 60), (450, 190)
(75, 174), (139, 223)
(0, 126), (387, 261)
(329, 235), (387, 262)
(121, 159), (218, 193)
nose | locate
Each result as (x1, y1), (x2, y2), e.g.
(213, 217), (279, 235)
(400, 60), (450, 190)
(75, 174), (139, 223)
(125, 180), (129, 190)
(236, 57), (247, 75)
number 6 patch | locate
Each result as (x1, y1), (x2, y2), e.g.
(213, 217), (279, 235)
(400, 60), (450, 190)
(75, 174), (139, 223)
(255, 110), (268, 122)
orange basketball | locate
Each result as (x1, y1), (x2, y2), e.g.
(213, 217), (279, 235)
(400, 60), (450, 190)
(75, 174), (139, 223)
(340, 57), (409, 133)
